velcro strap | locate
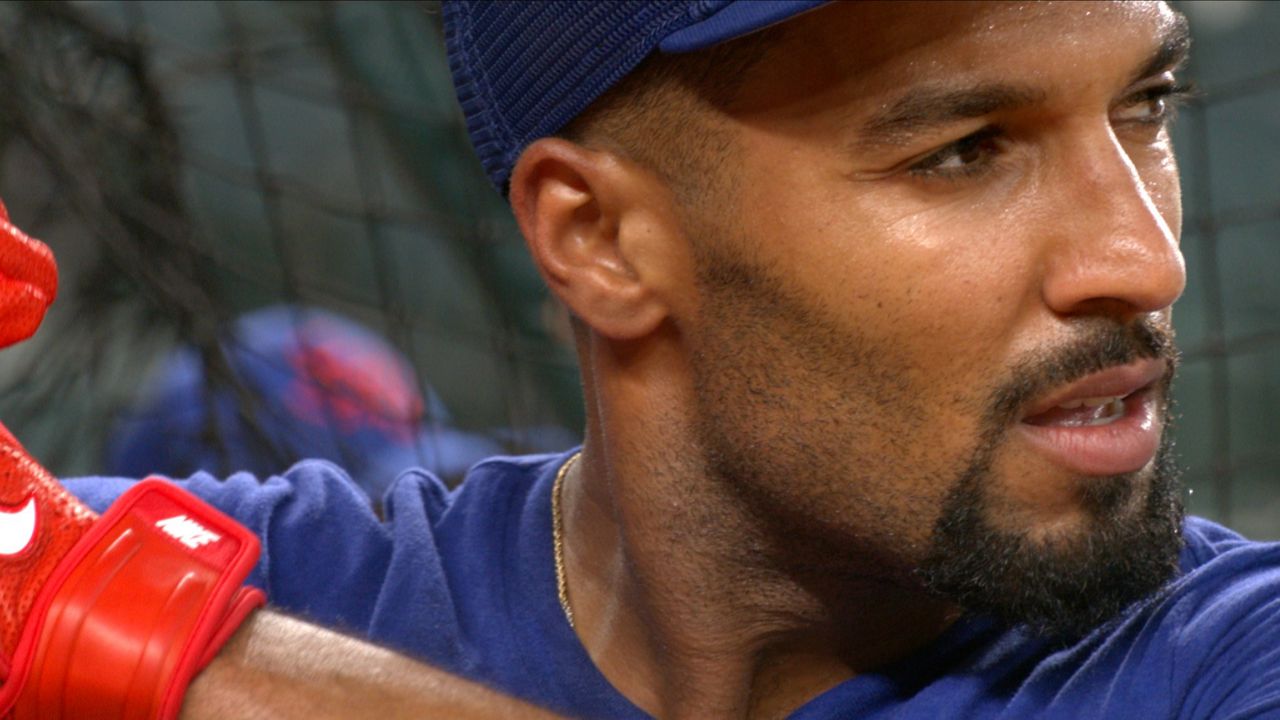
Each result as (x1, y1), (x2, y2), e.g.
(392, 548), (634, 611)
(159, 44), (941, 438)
(14, 479), (264, 720)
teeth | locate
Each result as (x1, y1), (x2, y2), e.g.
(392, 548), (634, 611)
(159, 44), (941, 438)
(1057, 395), (1118, 410)
(1084, 397), (1127, 426)
(1042, 396), (1128, 427)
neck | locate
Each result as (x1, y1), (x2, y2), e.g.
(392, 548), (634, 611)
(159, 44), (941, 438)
(563, 337), (958, 719)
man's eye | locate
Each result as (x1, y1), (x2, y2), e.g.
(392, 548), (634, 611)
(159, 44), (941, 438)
(907, 128), (1003, 179)
(1113, 82), (1195, 125)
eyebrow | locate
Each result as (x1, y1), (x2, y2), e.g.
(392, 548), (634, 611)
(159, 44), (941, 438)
(856, 83), (1046, 151)
(1129, 11), (1190, 86)
(854, 13), (1193, 153)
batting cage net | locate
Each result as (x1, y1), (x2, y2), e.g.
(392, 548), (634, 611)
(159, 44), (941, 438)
(0, 1), (1276, 534)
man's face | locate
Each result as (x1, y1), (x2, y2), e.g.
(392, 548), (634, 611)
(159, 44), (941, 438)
(678, 1), (1188, 636)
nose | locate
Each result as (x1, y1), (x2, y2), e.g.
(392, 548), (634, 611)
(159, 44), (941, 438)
(1039, 125), (1186, 321)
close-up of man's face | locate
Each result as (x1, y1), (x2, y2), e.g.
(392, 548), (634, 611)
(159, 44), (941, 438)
(4, 2), (1280, 717)
(659, 0), (1189, 636)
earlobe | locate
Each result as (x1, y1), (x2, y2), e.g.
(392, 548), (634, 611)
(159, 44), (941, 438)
(509, 138), (672, 341)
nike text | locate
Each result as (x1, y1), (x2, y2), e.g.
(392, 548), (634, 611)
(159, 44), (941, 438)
(156, 514), (221, 550)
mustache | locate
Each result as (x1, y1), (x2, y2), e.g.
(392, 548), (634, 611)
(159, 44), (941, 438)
(987, 319), (1179, 428)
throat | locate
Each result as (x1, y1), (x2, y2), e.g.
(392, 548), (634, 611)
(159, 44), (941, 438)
(561, 446), (958, 718)
(569, 537), (959, 719)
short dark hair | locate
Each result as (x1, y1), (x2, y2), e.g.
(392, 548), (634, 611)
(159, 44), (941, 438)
(557, 27), (783, 204)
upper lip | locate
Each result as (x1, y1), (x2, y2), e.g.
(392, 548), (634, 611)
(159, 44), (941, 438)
(1019, 358), (1168, 421)
(0, 217), (57, 301)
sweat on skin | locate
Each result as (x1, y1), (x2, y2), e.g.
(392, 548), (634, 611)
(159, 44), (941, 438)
(510, 1), (1189, 717)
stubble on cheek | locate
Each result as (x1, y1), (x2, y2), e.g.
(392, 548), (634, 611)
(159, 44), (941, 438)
(683, 239), (989, 576)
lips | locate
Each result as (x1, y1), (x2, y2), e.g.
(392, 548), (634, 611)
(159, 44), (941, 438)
(0, 198), (58, 348)
(1016, 359), (1168, 476)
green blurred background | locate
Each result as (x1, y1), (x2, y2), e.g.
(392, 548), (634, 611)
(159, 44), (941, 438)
(0, 1), (1275, 535)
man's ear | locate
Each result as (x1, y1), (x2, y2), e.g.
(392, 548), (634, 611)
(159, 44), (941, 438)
(508, 137), (678, 341)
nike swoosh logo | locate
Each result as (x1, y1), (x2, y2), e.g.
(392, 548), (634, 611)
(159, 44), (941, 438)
(0, 496), (36, 556)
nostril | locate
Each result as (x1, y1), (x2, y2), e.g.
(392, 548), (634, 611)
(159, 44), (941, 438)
(1041, 226), (1185, 319)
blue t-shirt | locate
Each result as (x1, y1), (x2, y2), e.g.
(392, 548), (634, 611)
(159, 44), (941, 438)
(64, 451), (1280, 719)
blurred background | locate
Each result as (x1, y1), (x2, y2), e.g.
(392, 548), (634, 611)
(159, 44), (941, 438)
(0, 1), (1275, 534)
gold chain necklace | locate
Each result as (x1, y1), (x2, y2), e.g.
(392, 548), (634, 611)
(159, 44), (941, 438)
(552, 451), (582, 629)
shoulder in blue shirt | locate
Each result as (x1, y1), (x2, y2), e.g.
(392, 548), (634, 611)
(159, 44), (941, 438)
(63, 457), (1280, 719)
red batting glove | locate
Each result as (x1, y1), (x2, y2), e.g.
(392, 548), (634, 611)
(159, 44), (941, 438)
(0, 423), (97, 684)
(0, 423), (265, 720)
(0, 201), (264, 718)
(0, 200), (57, 350)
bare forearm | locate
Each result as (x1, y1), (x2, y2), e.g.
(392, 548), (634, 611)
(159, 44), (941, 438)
(182, 610), (564, 719)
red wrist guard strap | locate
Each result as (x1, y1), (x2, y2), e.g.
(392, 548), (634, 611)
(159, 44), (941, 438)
(6, 479), (265, 719)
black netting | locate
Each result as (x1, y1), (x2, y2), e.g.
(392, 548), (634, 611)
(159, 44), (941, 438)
(0, 1), (582, 493)
(0, 1), (1275, 534)
(1168, 1), (1280, 538)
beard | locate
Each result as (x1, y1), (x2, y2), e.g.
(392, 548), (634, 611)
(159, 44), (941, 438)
(916, 321), (1185, 640)
(917, 434), (1183, 640)
(686, 238), (1186, 641)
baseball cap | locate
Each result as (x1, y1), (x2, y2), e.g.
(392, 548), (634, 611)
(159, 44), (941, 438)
(107, 305), (504, 502)
(443, 0), (830, 192)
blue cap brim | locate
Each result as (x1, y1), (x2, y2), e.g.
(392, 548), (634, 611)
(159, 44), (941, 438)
(658, 0), (829, 53)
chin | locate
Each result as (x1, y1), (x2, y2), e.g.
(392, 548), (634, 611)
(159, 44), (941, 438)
(915, 436), (1184, 640)
(1013, 465), (1156, 544)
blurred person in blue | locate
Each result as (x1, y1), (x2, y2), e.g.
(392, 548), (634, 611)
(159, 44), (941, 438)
(0, 2), (1278, 719)
(107, 304), (505, 502)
